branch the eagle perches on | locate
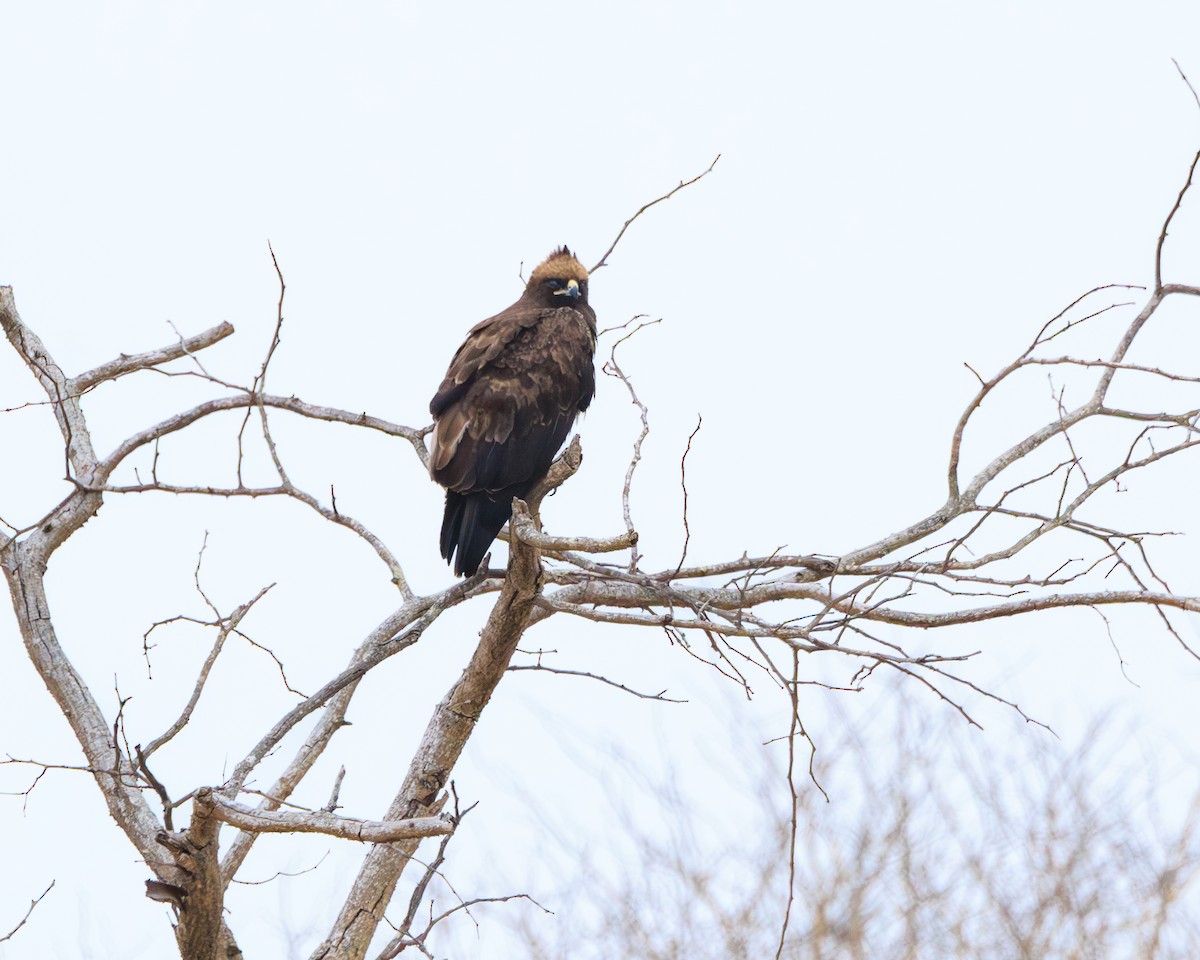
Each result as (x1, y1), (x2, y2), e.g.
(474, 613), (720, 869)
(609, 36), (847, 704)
(2, 140), (1200, 959)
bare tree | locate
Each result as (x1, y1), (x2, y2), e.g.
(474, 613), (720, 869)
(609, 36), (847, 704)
(507, 695), (1200, 960)
(2, 118), (1199, 957)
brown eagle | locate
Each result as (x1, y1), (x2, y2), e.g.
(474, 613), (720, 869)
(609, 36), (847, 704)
(429, 247), (597, 576)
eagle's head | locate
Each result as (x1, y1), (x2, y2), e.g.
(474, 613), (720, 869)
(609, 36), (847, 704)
(527, 246), (589, 306)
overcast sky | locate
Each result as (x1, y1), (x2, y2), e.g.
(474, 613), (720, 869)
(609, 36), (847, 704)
(2, 2), (1200, 957)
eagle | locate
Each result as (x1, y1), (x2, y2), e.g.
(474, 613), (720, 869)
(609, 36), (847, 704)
(429, 246), (597, 576)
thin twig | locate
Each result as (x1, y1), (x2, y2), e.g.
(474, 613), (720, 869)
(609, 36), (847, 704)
(589, 155), (720, 273)
(0, 880), (55, 944)
(672, 415), (702, 579)
(508, 663), (685, 702)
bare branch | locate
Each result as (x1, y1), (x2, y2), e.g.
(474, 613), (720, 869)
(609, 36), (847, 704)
(602, 316), (660, 570)
(375, 790), (472, 959)
(673, 415), (702, 578)
(0, 881), (54, 944)
(198, 789), (454, 842)
(774, 649), (801, 960)
(98, 393), (426, 484)
(142, 584), (274, 759)
(222, 597), (442, 799)
(540, 579), (1200, 638)
(509, 499), (636, 553)
(324, 767), (347, 813)
(136, 745), (176, 832)
(1156, 149), (1200, 290)
(381, 892), (550, 960)
(508, 663), (686, 702)
(231, 852), (331, 886)
(73, 322), (235, 393)
(1175, 57), (1200, 115)
(1, 286), (100, 481)
(589, 155), (720, 273)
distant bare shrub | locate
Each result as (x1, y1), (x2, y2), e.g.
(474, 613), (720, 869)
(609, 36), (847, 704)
(510, 702), (1200, 960)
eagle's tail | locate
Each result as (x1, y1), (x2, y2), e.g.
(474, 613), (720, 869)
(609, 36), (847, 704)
(440, 491), (515, 577)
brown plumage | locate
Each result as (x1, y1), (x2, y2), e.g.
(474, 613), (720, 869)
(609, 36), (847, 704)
(429, 246), (597, 576)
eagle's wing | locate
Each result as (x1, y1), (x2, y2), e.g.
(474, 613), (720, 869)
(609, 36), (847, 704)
(428, 304), (542, 483)
(429, 304), (595, 495)
(429, 306), (542, 418)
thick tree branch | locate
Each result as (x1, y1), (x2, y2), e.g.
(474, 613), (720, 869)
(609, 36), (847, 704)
(96, 393), (425, 484)
(545, 580), (1200, 634)
(73, 322), (236, 393)
(1, 290), (170, 877)
(198, 789), (453, 842)
(309, 444), (581, 960)
(508, 499), (635, 553)
(168, 804), (240, 960)
(0, 287), (99, 482)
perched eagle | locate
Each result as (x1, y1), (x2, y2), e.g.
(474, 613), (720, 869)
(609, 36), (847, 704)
(429, 246), (597, 576)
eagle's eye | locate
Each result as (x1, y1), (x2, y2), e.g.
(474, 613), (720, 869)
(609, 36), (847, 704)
(544, 278), (562, 289)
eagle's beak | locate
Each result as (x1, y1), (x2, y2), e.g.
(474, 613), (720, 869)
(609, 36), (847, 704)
(554, 279), (581, 300)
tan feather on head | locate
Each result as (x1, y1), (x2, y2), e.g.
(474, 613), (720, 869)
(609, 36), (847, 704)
(529, 246), (588, 285)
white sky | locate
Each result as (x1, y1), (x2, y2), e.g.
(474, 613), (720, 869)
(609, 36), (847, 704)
(2, 2), (1200, 957)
